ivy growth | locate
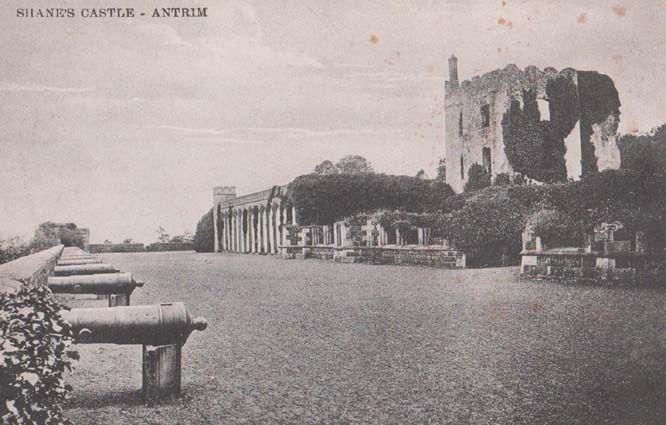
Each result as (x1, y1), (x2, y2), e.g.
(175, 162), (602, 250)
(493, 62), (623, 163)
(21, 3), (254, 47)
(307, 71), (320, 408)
(1, 286), (76, 424)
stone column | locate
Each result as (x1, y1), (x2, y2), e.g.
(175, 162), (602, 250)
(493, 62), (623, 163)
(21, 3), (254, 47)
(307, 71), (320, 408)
(262, 208), (268, 253)
(223, 213), (228, 251)
(247, 207), (254, 254)
(237, 210), (243, 252)
(292, 207), (298, 225)
(268, 206), (275, 254)
(275, 205), (282, 247)
(213, 206), (219, 252)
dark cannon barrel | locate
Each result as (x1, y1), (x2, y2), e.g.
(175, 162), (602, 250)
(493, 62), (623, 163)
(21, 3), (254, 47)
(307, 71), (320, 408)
(54, 264), (119, 276)
(57, 258), (102, 266)
(48, 272), (144, 295)
(61, 302), (208, 346)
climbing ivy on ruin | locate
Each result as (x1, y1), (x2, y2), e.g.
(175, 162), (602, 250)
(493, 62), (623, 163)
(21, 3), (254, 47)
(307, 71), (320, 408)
(577, 71), (621, 177)
(501, 83), (572, 183)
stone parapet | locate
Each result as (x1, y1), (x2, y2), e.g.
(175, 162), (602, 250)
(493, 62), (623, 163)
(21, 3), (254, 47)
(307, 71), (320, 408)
(0, 245), (64, 294)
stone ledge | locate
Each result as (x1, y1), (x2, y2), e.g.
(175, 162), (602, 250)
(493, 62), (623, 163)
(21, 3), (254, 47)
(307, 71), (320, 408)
(0, 245), (64, 294)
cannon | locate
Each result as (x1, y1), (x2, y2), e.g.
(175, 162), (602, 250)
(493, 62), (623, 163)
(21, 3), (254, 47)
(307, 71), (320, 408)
(61, 302), (207, 345)
(47, 272), (144, 306)
(57, 258), (102, 266)
(54, 263), (119, 276)
(61, 303), (207, 401)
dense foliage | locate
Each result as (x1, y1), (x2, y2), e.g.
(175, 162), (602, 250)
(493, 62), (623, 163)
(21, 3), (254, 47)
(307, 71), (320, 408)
(0, 238), (31, 265)
(31, 223), (85, 251)
(464, 164), (491, 193)
(193, 208), (214, 253)
(287, 173), (455, 225)
(447, 187), (525, 266)
(1, 287), (76, 424)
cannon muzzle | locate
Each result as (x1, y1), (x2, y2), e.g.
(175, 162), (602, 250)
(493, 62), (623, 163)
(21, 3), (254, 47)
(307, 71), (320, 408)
(61, 302), (207, 346)
(48, 272), (144, 295)
(54, 264), (119, 276)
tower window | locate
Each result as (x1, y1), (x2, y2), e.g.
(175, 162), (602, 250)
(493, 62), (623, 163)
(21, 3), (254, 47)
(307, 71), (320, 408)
(458, 111), (463, 136)
(481, 104), (490, 128)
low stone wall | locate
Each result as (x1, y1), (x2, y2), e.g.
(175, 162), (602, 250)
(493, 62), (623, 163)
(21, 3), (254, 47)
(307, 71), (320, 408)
(521, 249), (666, 285)
(0, 245), (64, 294)
(146, 242), (194, 252)
(88, 243), (146, 253)
(286, 245), (466, 269)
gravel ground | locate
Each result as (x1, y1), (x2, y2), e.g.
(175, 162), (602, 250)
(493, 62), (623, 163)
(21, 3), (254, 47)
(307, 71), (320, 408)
(58, 251), (666, 424)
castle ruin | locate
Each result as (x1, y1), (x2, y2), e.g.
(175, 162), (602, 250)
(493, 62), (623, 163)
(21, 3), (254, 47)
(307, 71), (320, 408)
(444, 55), (622, 193)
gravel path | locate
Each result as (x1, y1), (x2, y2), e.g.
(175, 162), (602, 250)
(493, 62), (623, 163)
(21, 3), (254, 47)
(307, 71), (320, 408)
(59, 251), (666, 424)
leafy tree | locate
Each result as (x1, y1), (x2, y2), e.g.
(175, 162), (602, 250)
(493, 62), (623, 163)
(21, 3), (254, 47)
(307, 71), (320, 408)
(122, 238), (133, 244)
(415, 169), (427, 179)
(194, 209), (214, 252)
(156, 225), (170, 243)
(313, 160), (339, 175)
(31, 222), (85, 250)
(103, 239), (112, 244)
(335, 155), (374, 174)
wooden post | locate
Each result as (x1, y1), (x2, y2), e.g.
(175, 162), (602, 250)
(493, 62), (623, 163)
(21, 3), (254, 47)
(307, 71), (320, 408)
(142, 344), (182, 403)
(108, 293), (130, 307)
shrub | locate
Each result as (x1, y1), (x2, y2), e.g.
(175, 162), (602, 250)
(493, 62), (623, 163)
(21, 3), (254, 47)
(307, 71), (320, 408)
(1, 286), (76, 424)
(0, 237), (31, 265)
(448, 187), (524, 267)
(527, 208), (588, 248)
(193, 209), (214, 253)
(287, 173), (455, 225)
(464, 164), (491, 193)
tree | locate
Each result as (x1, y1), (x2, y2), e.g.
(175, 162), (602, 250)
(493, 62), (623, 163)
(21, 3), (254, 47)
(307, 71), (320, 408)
(123, 238), (133, 244)
(436, 158), (446, 183)
(194, 209), (214, 252)
(314, 160), (339, 175)
(415, 169), (427, 179)
(156, 226), (170, 243)
(30, 222), (85, 250)
(335, 155), (374, 174)
(104, 239), (112, 244)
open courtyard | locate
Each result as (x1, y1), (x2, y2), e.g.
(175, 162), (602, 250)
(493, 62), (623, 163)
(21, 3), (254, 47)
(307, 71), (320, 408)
(60, 251), (665, 424)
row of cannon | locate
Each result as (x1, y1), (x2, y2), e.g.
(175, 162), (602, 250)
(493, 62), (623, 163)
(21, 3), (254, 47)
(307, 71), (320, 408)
(52, 247), (207, 401)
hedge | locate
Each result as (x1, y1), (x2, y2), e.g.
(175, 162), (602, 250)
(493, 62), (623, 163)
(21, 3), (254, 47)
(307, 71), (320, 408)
(286, 173), (455, 225)
(193, 208), (214, 253)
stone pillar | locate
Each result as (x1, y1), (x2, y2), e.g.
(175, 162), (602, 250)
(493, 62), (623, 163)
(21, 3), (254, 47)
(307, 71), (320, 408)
(275, 205), (282, 250)
(243, 209), (249, 253)
(213, 206), (219, 252)
(222, 213), (228, 251)
(292, 207), (298, 225)
(268, 206), (275, 254)
(247, 207), (254, 254)
(233, 211), (238, 252)
(262, 208), (269, 253)
(237, 210), (243, 252)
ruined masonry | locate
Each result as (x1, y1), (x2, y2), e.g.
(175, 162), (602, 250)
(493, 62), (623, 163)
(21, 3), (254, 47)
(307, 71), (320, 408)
(445, 55), (621, 193)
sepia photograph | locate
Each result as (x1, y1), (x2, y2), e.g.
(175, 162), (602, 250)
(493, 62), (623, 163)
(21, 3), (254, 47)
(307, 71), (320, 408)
(1, 1), (665, 423)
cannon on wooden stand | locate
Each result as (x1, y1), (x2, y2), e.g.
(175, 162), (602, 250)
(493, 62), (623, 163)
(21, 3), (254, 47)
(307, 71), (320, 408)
(54, 263), (119, 276)
(61, 303), (207, 402)
(48, 272), (144, 306)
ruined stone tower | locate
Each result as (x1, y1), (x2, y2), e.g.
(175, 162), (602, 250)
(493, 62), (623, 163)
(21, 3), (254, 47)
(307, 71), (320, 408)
(444, 55), (621, 193)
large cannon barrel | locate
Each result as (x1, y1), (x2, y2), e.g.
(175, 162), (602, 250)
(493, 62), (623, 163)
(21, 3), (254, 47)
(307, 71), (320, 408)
(48, 272), (144, 295)
(61, 303), (208, 346)
(58, 258), (102, 266)
(54, 264), (119, 276)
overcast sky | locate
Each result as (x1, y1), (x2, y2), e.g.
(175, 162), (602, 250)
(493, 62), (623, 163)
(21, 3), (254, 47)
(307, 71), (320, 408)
(1, 0), (664, 243)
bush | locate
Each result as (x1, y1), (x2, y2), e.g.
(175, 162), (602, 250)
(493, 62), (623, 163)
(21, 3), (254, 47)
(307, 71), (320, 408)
(1, 286), (76, 424)
(0, 237), (31, 265)
(464, 164), (491, 193)
(527, 208), (588, 248)
(287, 173), (455, 225)
(448, 187), (524, 267)
(193, 208), (214, 253)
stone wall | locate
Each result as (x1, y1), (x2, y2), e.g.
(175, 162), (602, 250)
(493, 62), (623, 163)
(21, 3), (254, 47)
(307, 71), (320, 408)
(146, 242), (194, 252)
(88, 243), (146, 253)
(0, 245), (64, 294)
(302, 245), (466, 269)
(444, 59), (621, 192)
